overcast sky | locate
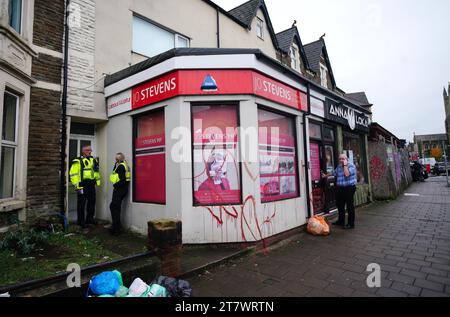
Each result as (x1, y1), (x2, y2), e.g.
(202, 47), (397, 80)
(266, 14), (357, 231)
(213, 0), (450, 142)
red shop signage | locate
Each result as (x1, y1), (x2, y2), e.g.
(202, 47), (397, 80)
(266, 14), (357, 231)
(128, 70), (307, 114)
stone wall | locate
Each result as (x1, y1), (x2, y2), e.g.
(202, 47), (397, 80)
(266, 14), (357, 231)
(27, 0), (65, 218)
(27, 88), (63, 217)
(67, 0), (96, 114)
(369, 141), (412, 200)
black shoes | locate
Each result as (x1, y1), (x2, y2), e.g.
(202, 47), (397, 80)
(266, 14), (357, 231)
(344, 225), (355, 230)
(332, 221), (345, 226)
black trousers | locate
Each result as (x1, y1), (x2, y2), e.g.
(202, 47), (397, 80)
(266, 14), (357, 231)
(110, 186), (128, 232)
(336, 185), (357, 226)
(77, 181), (96, 226)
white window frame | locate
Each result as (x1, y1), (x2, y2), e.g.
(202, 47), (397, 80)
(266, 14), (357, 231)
(320, 64), (328, 87)
(8, 0), (23, 35)
(290, 46), (299, 71)
(1, 91), (20, 200)
(256, 17), (264, 39)
(132, 15), (190, 58)
(175, 34), (190, 48)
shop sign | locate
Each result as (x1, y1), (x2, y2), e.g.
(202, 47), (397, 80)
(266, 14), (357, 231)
(108, 70), (308, 117)
(107, 89), (132, 117)
(325, 99), (371, 133)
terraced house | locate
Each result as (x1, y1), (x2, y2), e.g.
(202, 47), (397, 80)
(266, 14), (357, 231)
(0, 0), (373, 244)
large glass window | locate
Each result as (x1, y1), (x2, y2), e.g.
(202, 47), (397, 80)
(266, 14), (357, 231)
(343, 131), (367, 184)
(1, 92), (19, 199)
(309, 123), (322, 140)
(132, 16), (189, 58)
(134, 110), (166, 204)
(258, 108), (299, 203)
(9, 0), (22, 34)
(192, 105), (241, 206)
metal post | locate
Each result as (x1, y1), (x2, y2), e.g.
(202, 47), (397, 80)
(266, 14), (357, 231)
(445, 147), (450, 187)
(443, 141), (450, 187)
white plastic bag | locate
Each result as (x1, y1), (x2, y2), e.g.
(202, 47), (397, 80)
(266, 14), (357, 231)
(128, 278), (150, 297)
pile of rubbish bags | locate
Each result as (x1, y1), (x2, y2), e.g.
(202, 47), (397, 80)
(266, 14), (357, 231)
(86, 271), (192, 298)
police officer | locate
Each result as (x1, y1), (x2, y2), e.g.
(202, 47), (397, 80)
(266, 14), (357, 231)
(109, 153), (131, 235)
(69, 145), (101, 229)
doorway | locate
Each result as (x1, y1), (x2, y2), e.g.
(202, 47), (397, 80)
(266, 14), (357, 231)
(309, 122), (337, 215)
(68, 123), (96, 222)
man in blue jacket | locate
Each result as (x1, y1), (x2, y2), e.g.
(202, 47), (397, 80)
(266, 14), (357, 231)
(332, 154), (358, 229)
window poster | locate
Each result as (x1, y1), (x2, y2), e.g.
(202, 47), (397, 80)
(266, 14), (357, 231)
(325, 145), (335, 174)
(258, 109), (299, 203)
(310, 143), (321, 181)
(192, 105), (241, 206)
(134, 110), (166, 204)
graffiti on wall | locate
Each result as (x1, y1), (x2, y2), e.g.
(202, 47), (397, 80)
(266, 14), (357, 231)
(393, 153), (402, 185)
(370, 155), (386, 181)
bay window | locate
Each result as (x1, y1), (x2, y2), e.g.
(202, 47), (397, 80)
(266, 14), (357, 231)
(8, 0), (22, 34)
(1, 91), (19, 199)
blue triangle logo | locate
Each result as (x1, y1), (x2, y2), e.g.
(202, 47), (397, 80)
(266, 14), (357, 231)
(201, 75), (218, 91)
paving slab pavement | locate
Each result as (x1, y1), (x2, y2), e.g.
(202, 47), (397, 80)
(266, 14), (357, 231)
(187, 176), (450, 297)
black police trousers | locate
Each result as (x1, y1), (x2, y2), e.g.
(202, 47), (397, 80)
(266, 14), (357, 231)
(77, 180), (96, 227)
(110, 186), (128, 232)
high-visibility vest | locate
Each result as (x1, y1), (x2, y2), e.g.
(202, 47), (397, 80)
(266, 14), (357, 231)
(70, 156), (101, 189)
(110, 162), (131, 184)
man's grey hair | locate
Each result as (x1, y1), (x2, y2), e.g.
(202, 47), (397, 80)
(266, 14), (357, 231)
(339, 153), (348, 159)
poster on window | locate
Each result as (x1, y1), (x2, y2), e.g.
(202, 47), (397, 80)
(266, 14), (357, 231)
(192, 105), (241, 205)
(310, 143), (321, 181)
(258, 109), (299, 203)
(134, 110), (166, 204)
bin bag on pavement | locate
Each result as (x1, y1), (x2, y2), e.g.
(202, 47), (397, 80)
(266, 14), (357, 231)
(152, 276), (193, 297)
(88, 270), (123, 296)
(307, 216), (330, 236)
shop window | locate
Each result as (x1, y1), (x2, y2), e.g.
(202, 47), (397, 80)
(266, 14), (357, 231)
(324, 145), (335, 174)
(132, 15), (189, 58)
(323, 126), (335, 142)
(1, 91), (19, 199)
(258, 108), (299, 203)
(309, 123), (322, 140)
(133, 110), (166, 204)
(192, 105), (241, 206)
(256, 17), (264, 39)
(9, 0), (22, 34)
(343, 132), (367, 184)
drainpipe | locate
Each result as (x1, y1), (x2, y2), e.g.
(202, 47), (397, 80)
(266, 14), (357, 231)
(216, 8), (220, 48)
(303, 83), (312, 218)
(60, 0), (70, 228)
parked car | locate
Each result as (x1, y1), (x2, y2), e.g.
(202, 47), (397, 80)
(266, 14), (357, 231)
(433, 162), (450, 175)
(419, 158), (436, 174)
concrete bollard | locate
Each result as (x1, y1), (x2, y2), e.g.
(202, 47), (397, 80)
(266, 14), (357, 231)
(148, 219), (182, 278)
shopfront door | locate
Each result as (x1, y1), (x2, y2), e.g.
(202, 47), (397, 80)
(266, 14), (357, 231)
(309, 122), (337, 215)
(310, 142), (325, 214)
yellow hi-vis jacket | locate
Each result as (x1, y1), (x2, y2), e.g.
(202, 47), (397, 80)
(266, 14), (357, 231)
(110, 162), (131, 184)
(70, 156), (101, 190)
